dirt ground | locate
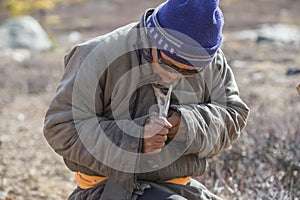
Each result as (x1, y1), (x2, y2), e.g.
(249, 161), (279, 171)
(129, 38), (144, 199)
(0, 0), (300, 199)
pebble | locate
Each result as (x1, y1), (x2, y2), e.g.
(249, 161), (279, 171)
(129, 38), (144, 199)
(286, 68), (300, 76)
(0, 191), (9, 200)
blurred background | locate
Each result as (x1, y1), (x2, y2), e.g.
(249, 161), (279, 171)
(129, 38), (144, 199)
(0, 0), (299, 199)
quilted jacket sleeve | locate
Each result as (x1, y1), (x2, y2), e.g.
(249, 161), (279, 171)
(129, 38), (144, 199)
(43, 44), (147, 176)
(171, 50), (250, 158)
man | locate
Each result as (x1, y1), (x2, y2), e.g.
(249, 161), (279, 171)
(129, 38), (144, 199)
(44, 0), (250, 199)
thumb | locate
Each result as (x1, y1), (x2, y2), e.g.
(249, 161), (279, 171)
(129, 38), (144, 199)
(150, 114), (172, 128)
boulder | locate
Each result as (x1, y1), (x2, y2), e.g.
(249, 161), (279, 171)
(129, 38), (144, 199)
(0, 16), (52, 51)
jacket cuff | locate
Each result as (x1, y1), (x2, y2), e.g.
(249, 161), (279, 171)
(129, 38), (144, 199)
(170, 105), (200, 155)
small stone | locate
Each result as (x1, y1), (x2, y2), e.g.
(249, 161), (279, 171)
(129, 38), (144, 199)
(0, 191), (10, 200)
(251, 71), (265, 81)
(286, 68), (300, 76)
(230, 60), (248, 69)
(17, 113), (25, 121)
(68, 31), (82, 43)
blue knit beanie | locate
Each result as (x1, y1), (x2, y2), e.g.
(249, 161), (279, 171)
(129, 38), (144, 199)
(146, 0), (224, 68)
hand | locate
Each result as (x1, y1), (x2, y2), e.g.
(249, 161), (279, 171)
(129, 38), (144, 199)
(143, 113), (172, 154)
(167, 109), (186, 141)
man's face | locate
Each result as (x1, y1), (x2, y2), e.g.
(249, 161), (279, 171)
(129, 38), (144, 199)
(151, 48), (200, 84)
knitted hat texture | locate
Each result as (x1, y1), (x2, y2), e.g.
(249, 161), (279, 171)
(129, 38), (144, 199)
(146, 0), (224, 68)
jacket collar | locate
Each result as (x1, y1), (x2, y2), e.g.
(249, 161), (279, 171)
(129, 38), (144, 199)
(134, 8), (162, 87)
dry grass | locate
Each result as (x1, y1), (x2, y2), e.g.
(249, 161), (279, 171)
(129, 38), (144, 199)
(0, 0), (300, 199)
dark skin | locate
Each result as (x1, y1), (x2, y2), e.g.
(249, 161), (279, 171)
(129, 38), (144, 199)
(142, 110), (186, 154)
(142, 113), (171, 154)
(166, 109), (186, 141)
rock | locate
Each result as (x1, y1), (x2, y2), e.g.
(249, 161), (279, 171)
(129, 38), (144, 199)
(231, 30), (258, 41)
(230, 60), (248, 69)
(0, 16), (52, 51)
(0, 48), (31, 62)
(57, 31), (82, 46)
(232, 24), (300, 45)
(256, 24), (300, 45)
(68, 31), (82, 43)
(286, 68), (300, 76)
(17, 113), (25, 121)
(0, 191), (10, 200)
(297, 83), (300, 95)
(251, 71), (265, 82)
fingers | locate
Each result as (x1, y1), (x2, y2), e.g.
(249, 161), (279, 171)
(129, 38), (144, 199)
(143, 114), (170, 153)
(142, 111), (182, 153)
(144, 119), (169, 137)
(167, 110), (181, 127)
(166, 110), (180, 140)
(144, 135), (167, 148)
(149, 112), (172, 128)
(142, 134), (168, 154)
(153, 134), (168, 143)
(168, 118), (187, 142)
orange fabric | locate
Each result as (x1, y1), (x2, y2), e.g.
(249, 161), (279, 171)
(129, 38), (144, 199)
(75, 172), (108, 189)
(164, 176), (191, 185)
(75, 172), (191, 189)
